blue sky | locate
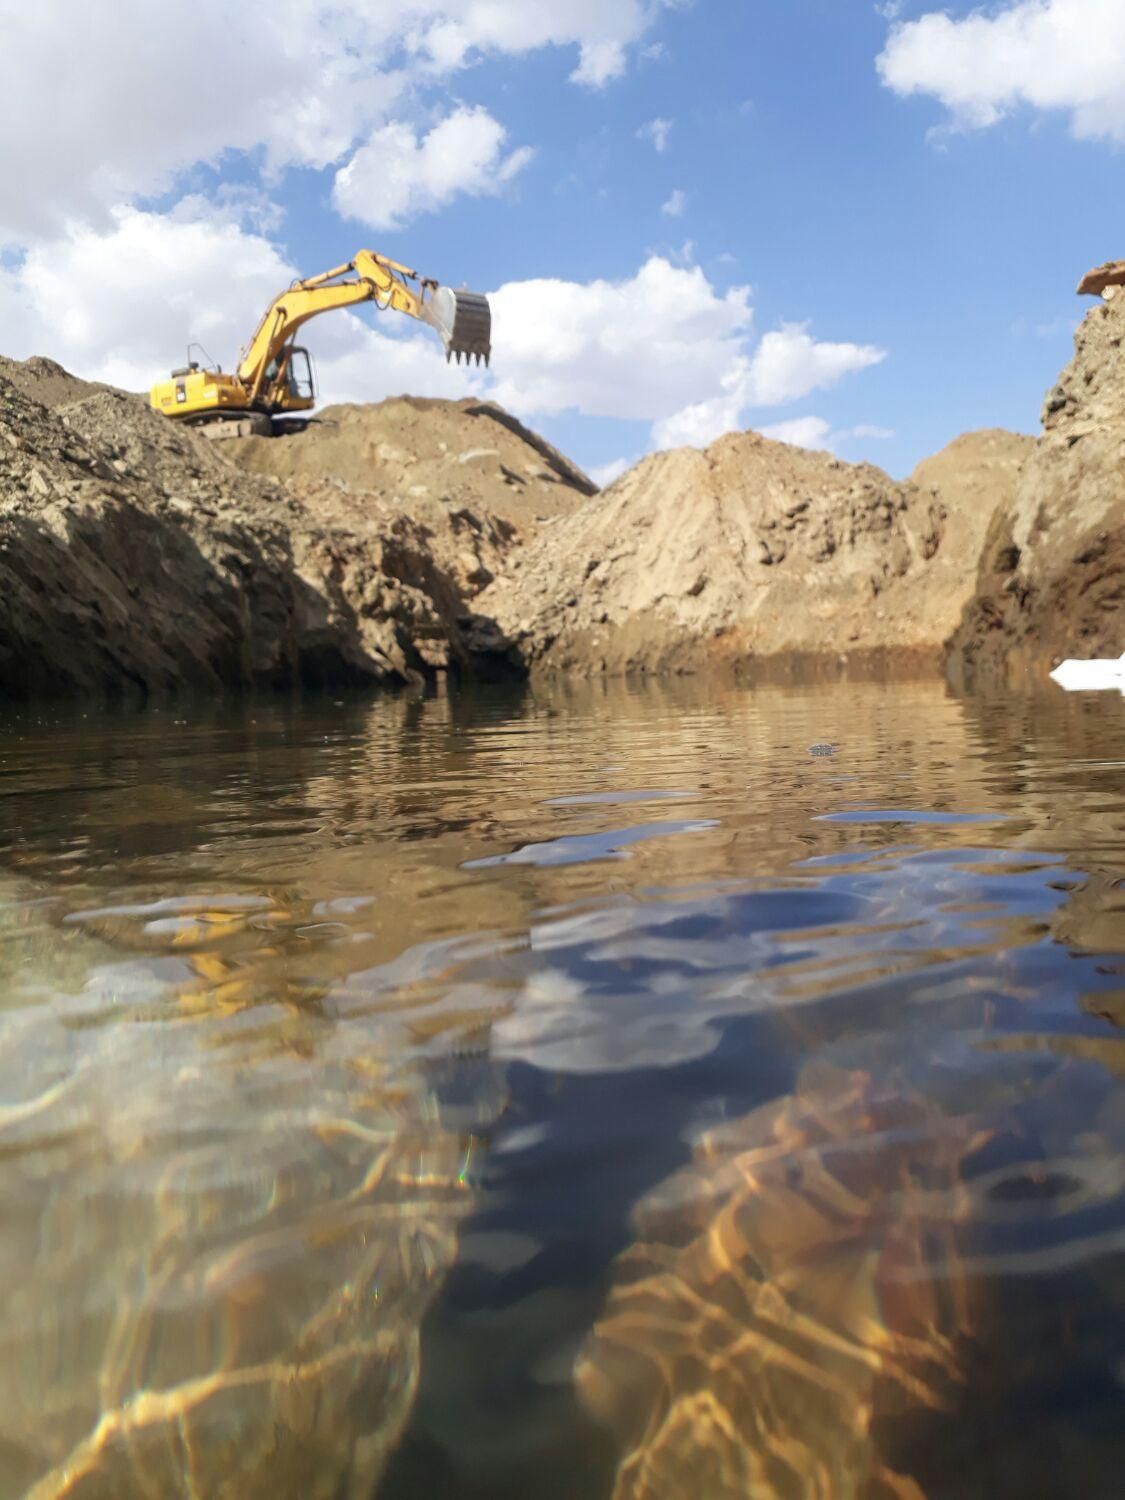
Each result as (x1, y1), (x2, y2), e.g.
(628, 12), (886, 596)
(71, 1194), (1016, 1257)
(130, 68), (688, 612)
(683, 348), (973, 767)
(1, 1), (1121, 482)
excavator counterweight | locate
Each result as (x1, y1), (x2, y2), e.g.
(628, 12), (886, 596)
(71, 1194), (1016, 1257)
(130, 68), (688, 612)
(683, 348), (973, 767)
(149, 250), (491, 433)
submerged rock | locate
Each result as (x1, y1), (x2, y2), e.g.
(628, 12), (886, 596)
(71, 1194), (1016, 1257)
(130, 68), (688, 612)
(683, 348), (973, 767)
(0, 888), (479, 1500)
(577, 1048), (1124, 1498)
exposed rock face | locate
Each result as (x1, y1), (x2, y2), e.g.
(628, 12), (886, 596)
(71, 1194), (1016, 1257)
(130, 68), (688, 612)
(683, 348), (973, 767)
(0, 367), (521, 700)
(479, 428), (1026, 678)
(225, 396), (596, 532)
(948, 294), (1125, 683)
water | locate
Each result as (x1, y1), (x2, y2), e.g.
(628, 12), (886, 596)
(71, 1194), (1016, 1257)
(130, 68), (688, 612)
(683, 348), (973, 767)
(0, 676), (1122, 1498)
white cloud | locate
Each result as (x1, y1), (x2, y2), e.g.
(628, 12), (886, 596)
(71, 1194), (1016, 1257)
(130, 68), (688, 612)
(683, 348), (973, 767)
(486, 259), (882, 450)
(653, 322), (885, 449)
(0, 4), (398, 242)
(572, 39), (630, 87)
(0, 1), (661, 242)
(332, 107), (533, 230)
(409, 2), (657, 83)
(743, 323), (885, 406)
(757, 418), (895, 455)
(878, 0), (1125, 143)
(759, 416), (833, 450)
(487, 256), (753, 424)
(589, 456), (635, 488)
(661, 189), (687, 218)
(637, 117), (674, 152)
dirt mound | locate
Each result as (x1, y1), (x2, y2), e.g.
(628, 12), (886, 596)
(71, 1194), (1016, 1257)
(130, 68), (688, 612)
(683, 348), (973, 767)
(479, 425), (1024, 678)
(0, 370), (518, 700)
(948, 293), (1125, 682)
(910, 428), (1033, 519)
(224, 396), (596, 533)
(0, 354), (113, 408)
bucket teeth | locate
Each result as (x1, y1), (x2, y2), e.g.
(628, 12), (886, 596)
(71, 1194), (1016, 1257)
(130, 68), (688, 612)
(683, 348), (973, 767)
(421, 286), (492, 370)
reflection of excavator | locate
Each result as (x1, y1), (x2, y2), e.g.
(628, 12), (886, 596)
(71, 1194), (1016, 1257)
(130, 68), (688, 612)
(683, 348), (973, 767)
(149, 249), (491, 437)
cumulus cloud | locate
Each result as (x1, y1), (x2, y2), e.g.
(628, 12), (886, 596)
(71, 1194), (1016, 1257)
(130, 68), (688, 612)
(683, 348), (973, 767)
(484, 259), (882, 450)
(878, 0), (1125, 143)
(0, 1), (660, 241)
(653, 322), (885, 449)
(743, 323), (885, 406)
(332, 107), (533, 229)
(637, 117), (674, 152)
(661, 189), (687, 217)
(487, 256), (753, 423)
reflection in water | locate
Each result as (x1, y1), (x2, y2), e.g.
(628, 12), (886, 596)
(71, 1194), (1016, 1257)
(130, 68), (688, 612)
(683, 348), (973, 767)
(0, 677), (1122, 1498)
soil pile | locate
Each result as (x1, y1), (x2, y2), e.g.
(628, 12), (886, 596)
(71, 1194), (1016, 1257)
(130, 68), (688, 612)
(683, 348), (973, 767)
(225, 396), (596, 533)
(0, 362), (520, 700)
(479, 427), (1025, 678)
(0, 354), (110, 408)
(948, 292), (1125, 681)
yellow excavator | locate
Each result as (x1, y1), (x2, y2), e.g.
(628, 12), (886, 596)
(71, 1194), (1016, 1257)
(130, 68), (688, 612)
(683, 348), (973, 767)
(149, 249), (491, 437)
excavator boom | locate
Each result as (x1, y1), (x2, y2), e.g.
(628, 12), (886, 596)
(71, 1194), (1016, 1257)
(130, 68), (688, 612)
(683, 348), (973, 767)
(150, 249), (491, 432)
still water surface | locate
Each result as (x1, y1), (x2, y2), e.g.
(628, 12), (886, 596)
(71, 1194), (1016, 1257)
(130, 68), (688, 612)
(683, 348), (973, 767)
(0, 677), (1122, 1498)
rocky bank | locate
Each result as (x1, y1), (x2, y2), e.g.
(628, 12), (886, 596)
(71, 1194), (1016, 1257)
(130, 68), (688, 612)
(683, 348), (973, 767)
(0, 365), (575, 700)
(947, 287), (1125, 683)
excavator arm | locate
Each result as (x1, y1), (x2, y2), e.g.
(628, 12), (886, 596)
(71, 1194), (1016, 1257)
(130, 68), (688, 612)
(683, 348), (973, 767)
(150, 248), (491, 430)
(237, 250), (491, 399)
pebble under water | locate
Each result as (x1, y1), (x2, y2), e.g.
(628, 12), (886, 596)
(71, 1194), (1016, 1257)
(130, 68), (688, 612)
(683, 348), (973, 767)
(0, 675), (1122, 1499)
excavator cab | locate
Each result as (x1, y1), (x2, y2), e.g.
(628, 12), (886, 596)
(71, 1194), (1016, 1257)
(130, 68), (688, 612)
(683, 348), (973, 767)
(286, 347), (315, 402)
(264, 346), (315, 411)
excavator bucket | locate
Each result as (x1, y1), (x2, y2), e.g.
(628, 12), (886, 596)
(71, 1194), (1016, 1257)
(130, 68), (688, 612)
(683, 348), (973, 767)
(422, 286), (492, 367)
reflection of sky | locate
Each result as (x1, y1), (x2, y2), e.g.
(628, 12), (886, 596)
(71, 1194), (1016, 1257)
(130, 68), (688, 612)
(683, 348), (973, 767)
(463, 818), (719, 869)
(329, 832), (1104, 1077)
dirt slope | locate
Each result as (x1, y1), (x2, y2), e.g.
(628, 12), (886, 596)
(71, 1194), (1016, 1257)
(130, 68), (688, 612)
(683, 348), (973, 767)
(225, 396), (596, 533)
(0, 366), (518, 700)
(948, 293), (1125, 681)
(479, 426), (1026, 678)
(0, 354), (111, 408)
